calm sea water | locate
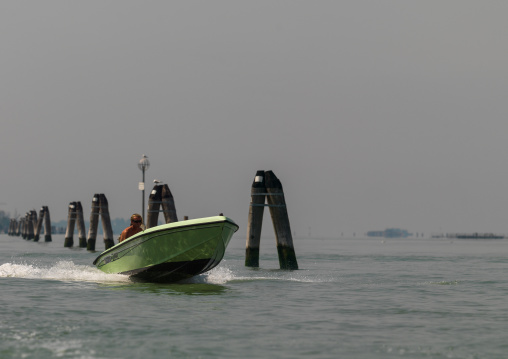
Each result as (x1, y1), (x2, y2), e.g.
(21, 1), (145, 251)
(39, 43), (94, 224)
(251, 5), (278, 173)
(1, 233), (508, 359)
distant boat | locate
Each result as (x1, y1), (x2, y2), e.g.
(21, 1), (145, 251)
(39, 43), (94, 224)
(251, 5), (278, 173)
(93, 216), (239, 283)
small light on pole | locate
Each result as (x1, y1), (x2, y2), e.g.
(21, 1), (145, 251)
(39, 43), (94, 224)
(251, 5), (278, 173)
(138, 155), (150, 221)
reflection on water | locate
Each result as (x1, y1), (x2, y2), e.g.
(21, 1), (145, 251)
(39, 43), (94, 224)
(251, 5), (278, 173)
(97, 280), (229, 296)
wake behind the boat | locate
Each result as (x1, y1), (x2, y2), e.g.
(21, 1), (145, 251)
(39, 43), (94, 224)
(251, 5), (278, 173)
(0, 260), (330, 285)
(0, 260), (129, 283)
(0, 260), (238, 285)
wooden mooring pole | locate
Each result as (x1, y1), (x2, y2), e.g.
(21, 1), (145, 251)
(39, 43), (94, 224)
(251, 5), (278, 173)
(34, 207), (44, 242)
(27, 210), (36, 240)
(75, 201), (87, 248)
(43, 206), (52, 242)
(86, 194), (100, 251)
(99, 194), (115, 250)
(245, 170), (266, 267)
(146, 185), (163, 229)
(8, 219), (16, 236)
(245, 170), (298, 270)
(23, 213), (30, 239)
(64, 202), (77, 247)
(161, 184), (178, 223)
(18, 218), (24, 237)
(265, 171), (298, 270)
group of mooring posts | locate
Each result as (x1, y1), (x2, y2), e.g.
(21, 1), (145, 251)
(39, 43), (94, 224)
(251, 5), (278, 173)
(64, 194), (114, 250)
(62, 185), (178, 251)
(146, 183), (178, 228)
(246, 170), (298, 270)
(7, 206), (52, 242)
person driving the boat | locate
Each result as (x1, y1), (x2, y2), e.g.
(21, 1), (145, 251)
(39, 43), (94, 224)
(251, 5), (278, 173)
(118, 214), (144, 242)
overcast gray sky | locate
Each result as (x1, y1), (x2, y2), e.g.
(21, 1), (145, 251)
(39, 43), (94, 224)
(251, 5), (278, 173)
(1, 1), (508, 237)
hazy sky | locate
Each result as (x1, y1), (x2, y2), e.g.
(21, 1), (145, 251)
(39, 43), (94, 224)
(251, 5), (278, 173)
(1, 1), (508, 237)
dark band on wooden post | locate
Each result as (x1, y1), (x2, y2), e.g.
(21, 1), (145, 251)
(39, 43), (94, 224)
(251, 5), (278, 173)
(43, 206), (52, 242)
(161, 184), (178, 223)
(245, 170), (266, 267)
(147, 185), (163, 229)
(64, 202), (77, 247)
(87, 194), (100, 251)
(99, 194), (115, 249)
(75, 201), (87, 248)
(265, 171), (298, 270)
(34, 208), (44, 242)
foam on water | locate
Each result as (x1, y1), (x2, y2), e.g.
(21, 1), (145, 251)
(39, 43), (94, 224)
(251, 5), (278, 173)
(0, 260), (129, 283)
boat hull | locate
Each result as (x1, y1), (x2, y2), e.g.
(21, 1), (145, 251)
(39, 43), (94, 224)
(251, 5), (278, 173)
(93, 216), (238, 283)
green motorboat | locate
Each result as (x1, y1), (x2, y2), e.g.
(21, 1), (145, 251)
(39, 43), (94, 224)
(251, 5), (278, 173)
(93, 216), (239, 283)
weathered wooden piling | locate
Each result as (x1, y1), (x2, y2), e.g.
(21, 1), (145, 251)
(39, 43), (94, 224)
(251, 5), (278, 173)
(265, 171), (298, 270)
(245, 170), (267, 267)
(86, 194), (100, 251)
(75, 201), (87, 247)
(27, 211), (36, 240)
(9, 219), (14, 236)
(24, 213), (30, 239)
(8, 219), (14, 236)
(99, 194), (115, 249)
(146, 185), (163, 229)
(34, 207), (44, 242)
(161, 184), (178, 223)
(43, 206), (52, 242)
(22, 213), (27, 239)
(18, 218), (24, 237)
(64, 202), (77, 247)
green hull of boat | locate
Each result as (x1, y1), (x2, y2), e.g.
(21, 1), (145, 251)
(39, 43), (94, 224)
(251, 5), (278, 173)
(93, 216), (239, 283)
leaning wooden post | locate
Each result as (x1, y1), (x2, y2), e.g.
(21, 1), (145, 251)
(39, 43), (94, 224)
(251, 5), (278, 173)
(99, 194), (115, 249)
(146, 185), (163, 229)
(265, 171), (298, 270)
(86, 194), (100, 251)
(161, 184), (178, 223)
(64, 202), (77, 247)
(34, 207), (45, 242)
(75, 201), (87, 248)
(43, 206), (52, 242)
(245, 170), (266, 267)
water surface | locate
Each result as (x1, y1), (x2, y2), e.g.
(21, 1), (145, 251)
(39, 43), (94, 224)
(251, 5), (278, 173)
(1, 234), (508, 358)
